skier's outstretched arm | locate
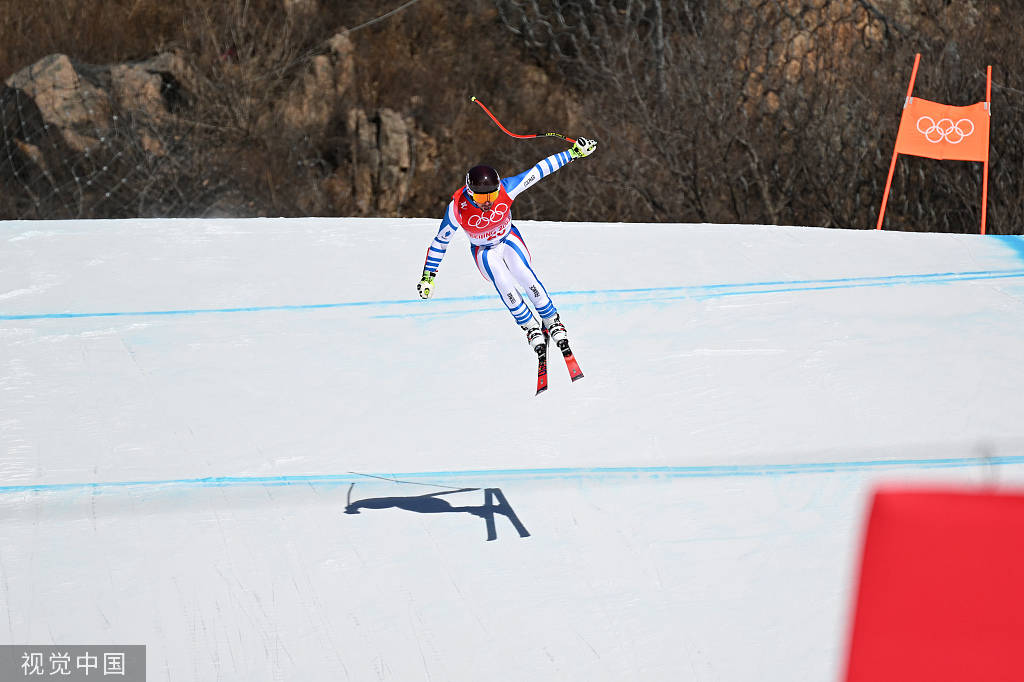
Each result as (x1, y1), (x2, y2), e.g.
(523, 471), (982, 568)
(503, 137), (598, 200)
(417, 201), (461, 299)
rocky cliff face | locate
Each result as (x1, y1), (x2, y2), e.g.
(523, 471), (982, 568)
(333, 106), (439, 215)
(1, 29), (439, 218)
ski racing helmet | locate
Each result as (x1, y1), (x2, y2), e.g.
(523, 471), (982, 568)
(466, 164), (501, 206)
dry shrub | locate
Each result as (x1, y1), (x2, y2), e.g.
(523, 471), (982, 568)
(491, 0), (1024, 233)
(2, 0), (1023, 231)
(0, 0), (184, 79)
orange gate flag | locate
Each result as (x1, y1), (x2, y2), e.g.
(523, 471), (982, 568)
(877, 54), (992, 233)
(894, 98), (990, 162)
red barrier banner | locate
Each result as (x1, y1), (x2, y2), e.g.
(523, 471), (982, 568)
(844, 488), (1024, 681)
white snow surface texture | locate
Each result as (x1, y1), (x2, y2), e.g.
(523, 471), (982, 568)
(3, 217), (1024, 681)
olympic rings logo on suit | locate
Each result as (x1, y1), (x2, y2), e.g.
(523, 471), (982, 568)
(916, 116), (975, 144)
(466, 202), (510, 228)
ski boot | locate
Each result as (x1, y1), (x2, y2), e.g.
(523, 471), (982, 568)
(542, 313), (568, 345)
(521, 319), (546, 354)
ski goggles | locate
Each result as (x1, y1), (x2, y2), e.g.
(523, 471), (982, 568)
(471, 189), (499, 205)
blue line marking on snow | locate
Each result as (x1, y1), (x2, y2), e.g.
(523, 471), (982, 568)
(0, 298), (415, 321)
(4, 269), (1024, 321)
(2, 455), (1023, 495)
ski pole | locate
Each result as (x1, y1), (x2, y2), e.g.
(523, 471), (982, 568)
(470, 96), (576, 144)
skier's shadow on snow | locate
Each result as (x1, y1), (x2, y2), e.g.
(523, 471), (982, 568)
(344, 486), (530, 541)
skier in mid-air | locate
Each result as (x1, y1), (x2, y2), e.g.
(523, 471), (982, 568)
(416, 137), (598, 373)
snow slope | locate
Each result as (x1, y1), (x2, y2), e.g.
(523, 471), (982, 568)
(2, 218), (1024, 680)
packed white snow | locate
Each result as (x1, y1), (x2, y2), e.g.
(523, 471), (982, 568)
(3, 217), (1024, 680)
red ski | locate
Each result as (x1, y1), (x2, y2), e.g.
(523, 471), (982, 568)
(556, 339), (584, 382)
(533, 332), (582, 395)
(535, 342), (549, 395)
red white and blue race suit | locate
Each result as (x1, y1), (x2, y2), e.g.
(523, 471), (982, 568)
(423, 150), (575, 326)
